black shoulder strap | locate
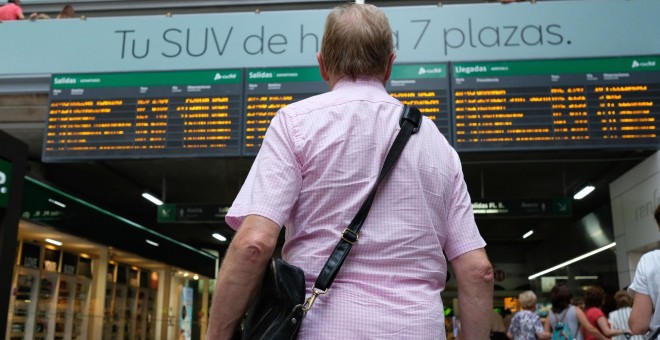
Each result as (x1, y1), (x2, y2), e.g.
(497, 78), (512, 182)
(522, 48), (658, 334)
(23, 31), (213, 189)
(313, 105), (422, 292)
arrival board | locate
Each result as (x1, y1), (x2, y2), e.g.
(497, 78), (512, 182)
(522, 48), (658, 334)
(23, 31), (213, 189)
(452, 56), (660, 151)
(243, 63), (452, 155)
(44, 70), (243, 161)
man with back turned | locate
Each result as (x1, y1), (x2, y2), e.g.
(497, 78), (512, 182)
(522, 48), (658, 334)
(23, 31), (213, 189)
(207, 3), (494, 339)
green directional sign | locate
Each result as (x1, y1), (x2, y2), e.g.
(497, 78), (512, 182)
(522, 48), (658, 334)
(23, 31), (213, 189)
(0, 158), (12, 208)
(157, 204), (177, 223)
(472, 198), (572, 217)
(158, 203), (230, 223)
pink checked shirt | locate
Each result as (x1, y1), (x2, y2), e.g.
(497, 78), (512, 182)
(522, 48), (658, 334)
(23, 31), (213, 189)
(226, 77), (485, 339)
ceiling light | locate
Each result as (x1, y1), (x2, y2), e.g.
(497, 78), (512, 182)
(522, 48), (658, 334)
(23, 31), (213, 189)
(212, 233), (227, 242)
(573, 185), (595, 200)
(142, 191), (163, 206)
(183, 272), (189, 277)
(45, 238), (62, 246)
(145, 239), (159, 247)
(528, 242), (615, 280)
(48, 198), (66, 208)
(522, 230), (534, 239)
(193, 274), (199, 280)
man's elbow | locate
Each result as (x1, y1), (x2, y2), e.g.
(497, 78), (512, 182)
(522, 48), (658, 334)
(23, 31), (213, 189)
(629, 320), (649, 335)
(230, 235), (275, 265)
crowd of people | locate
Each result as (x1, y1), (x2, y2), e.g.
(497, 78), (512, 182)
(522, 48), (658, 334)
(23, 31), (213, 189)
(502, 204), (660, 340)
(0, 0), (74, 21)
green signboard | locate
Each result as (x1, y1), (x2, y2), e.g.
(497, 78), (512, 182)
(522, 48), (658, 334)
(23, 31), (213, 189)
(0, 158), (11, 208)
(472, 198), (572, 217)
(453, 56), (660, 77)
(158, 203), (229, 223)
(52, 69), (242, 89)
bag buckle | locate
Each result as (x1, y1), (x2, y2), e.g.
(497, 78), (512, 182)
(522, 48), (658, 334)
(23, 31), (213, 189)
(341, 228), (359, 244)
(301, 287), (328, 312)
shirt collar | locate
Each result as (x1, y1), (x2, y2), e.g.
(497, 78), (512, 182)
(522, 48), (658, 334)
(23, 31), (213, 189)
(332, 76), (387, 91)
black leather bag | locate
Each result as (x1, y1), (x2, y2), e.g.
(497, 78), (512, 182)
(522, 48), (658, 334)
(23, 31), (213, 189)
(241, 258), (306, 340)
(241, 105), (422, 340)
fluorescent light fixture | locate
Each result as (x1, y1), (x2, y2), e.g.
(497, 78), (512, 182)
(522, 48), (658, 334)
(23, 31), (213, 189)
(573, 185), (595, 200)
(145, 239), (159, 247)
(48, 198), (66, 208)
(522, 230), (534, 239)
(575, 275), (598, 280)
(193, 274), (199, 280)
(141, 192), (163, 206)
(45, 238), (62, 246)
(212, 233), (227, 242)
(528, 242), (616, 280)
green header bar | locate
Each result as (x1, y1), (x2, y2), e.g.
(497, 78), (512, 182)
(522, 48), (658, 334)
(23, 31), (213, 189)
(247, 67), (323, 83)
(52, 69), (243, 89)
(391, 64), (447, 79)
(0, 158), (11, 208)
(453, 56), (660, 77)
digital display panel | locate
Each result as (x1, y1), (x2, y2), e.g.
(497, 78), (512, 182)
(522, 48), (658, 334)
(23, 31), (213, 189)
(243, 67), (326, 155)
(243, 63), (452, 155)
(44, 70), (243, 161)
(387, 63), (451, 140)
(451, 56), (660, 151)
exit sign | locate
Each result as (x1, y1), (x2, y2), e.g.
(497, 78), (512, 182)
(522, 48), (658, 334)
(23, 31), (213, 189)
(0, 158), (11, 208)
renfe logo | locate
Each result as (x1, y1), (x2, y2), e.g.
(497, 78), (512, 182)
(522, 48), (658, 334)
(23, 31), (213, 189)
(418, 67), (443, 75)
(632, 60), (657, 68)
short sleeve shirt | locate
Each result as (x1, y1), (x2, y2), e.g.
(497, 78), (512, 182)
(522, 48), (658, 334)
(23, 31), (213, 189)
(226, 77), (486, 339)
(0, 3), (22, 20)
(583, 307), (606, 340)
(628, 250), (660, 332)
(508, 310), (544, 340)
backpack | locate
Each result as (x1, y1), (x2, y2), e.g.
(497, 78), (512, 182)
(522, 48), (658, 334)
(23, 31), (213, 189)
(551, 308), (572, 340)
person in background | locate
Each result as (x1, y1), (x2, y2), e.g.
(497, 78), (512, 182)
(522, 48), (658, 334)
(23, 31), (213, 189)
(628, 204), (660, 338)
(56, 4), (74, 19)
(583, 286), (625, 339)
(507, 291), (550, 340)
(491, 308), (508, 340)
(609, 290), (643, 340)
(206, 3), (494, 339)
(0, 0), (35, 21)
(503, 308), (514, 331)
(544, 283), (608, 340)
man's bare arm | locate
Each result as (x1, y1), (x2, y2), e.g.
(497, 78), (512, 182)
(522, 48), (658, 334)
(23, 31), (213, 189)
(451, 248), (494, 340)
(629, 292), (653, 335)
(206, 215), (280, 340)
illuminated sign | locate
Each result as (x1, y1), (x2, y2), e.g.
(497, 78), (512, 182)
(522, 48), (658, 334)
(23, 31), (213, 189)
(388, 63), (451, 140)
(452, 56), (660, 151)
(243, 66), (326, 155)
(243, 63), (452, 155)
(0, 158), (11, 208)
(44, 69), (243, 161)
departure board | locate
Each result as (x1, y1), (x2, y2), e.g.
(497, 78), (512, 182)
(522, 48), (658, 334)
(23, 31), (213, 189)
(452, 56), (660, 151)
(44, 70), (243, 161)
(243, 63), (452, 155)
(243, 67), (326, 155)
(387, 63), (451, 139)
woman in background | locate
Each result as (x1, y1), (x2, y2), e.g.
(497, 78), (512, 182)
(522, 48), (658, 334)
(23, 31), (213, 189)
(544, 284), (608, 340)
(507, 291), (550, 340)
(582, 286), (625, 340)
(609, 290), (643, 340)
